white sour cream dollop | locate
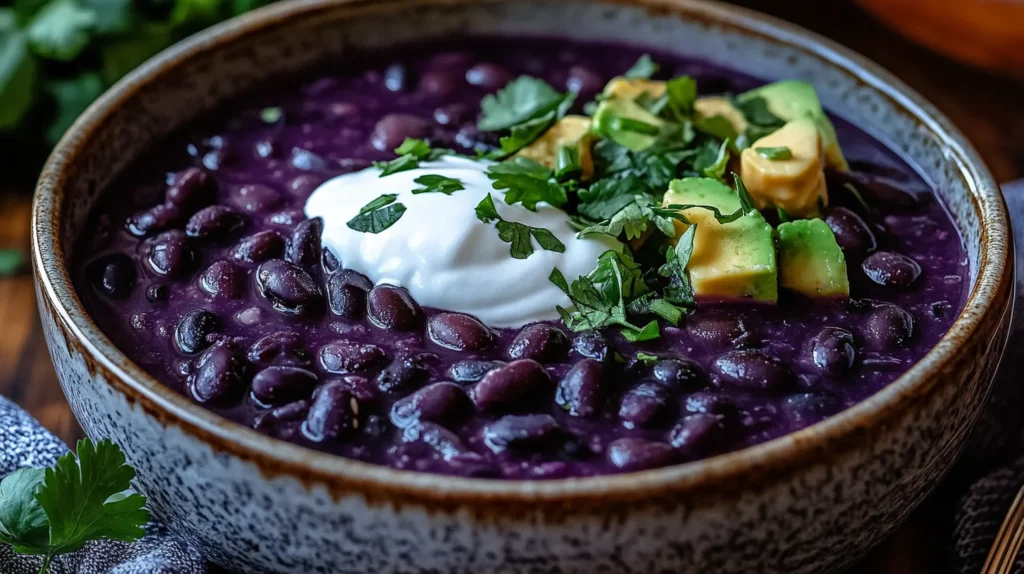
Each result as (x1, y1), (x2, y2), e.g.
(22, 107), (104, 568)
(304, 157), (620, 328)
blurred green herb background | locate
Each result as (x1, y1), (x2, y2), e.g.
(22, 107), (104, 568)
(0, 0), (271, 185)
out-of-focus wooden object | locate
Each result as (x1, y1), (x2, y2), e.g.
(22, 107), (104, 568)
(857, 0), (1024, 78)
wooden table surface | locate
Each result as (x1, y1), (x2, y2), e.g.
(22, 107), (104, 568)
(2, 1), (1021, 571)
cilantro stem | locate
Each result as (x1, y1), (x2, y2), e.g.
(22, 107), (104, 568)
(39, 553), (53, 574)
(609, 116), (661, 135)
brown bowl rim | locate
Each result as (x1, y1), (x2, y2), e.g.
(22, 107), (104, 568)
(32, 0), (1010, 504)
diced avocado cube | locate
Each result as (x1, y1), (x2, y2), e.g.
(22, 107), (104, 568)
(602, 77), (666, 101)
(738, 80), (848, 172)
(694, 96), (748, 137)
(776, 218), (849, 298)
(592, 97), (666, 152)
(740, 118), (828, 218)
(663, 178), (778, 303)
(514, 115), (596, 179)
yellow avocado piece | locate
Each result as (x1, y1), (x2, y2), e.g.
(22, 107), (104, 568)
(663, 178), (778, 303)
(740, 118), (828, 218)
(514, 116), (595, 179)
(777, 219), (849, 298)
(694, 96), (748, 136)
(602, 77), (665, 101)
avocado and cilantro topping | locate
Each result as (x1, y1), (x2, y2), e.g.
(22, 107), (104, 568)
(776, 218), (849, 298)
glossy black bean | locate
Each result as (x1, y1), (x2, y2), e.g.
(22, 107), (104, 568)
(506, 324), (568, 363)
(251, 366), (318, 406)
(366, 285), (424, 331)
(253, 400), (310, 431)
(482, 414), (560, 454)
(232, 230), (286, 265)
(285, 217), (323, 269)
(862, 305), (915, 350)
(390, 382), (471, 429)
(319, 340), (387, 374)
(618, 381), (675, 429)
(566, 65), (603, 94)
(651, 358), (705, 390)
(447, 360), (504, 383)
(327, 278), (367, 320)
(256, 259), (323, 315)
(555, 358), (604, 418)
(427, 312), (495, 352)
(606, 438), (675, 472)
(126, 202), (182, 237)
(862, 251), (922, 288)
(174, 309), (222, 354)
(145, 284), (169, 303)
(165, 167), (215, 210)
(89, 253), (136, 299)
(806, 327), (857, 373)
(370, 114), (428, 152)
(712, 351), (794, 392)
(780, 392), (841, 428)
(669, 413), (728, 455)
(187, 340), (247, 404)
(185, 205), (246, 240)
(419, 70), (457, 96)
(685, 310), (750, 346)
(465, 63), (511, 90)
(376, 352), (430, 392)
(301, 381), (360, 442)
(228, 183), (282, 214)
(683, 392), (738, 416)
(145, 230), (194, 277)
(290, 147), (330, 172)
(433, 103), (469, 126)
(322, 249), (340, 275)
(383, 63), (408, 92)
(470, 359), (552, 413)
(570, 331), (612, 362)
(825, 207), (876, 255)
(198, 260), (245, 300)
(288, 174), (328, 200)
(202, 148), (231, 171)
(248, 331), (311, 366)
(400, 421), (472, 461)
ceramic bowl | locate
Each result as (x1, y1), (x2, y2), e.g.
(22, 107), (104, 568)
(32, 1), (1012, 572)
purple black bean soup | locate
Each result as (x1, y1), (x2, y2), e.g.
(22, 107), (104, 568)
(74, 37), (966, 479)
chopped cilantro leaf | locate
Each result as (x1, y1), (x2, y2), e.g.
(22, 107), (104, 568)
(702, 139), (731, 180)
(550, 250), (656, 339)
(577, 174), (649, 221)
(733, 173), (757, 214)
(756, 146), (792, 160)
(374, 138), (454, 177)
(622, 320), (661, 342)
(694, 114), (739, 142)
(412, 174), (464, 195)
(347, 194), (406, 233)
(635, 351), (660, 366)
(260, 106), (282, 123)
(776, 206), (791, 223)
(658, 224), (697, 307)
(608, 116), (661, 136)
(555, 145), (581, 180)
(624, 54), (659, 79)
(496, 112), (556, 156)
(577, 195), (678, 241)
(478, 76), (569, 131)
(663, 75), (698, 121)
(486, 157), (568, 210)
(475, 194), (565, 259)
(735, 95), (785, 128)
(395, 137), (431, 156)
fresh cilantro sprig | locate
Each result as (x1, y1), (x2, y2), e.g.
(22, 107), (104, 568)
(486, 157), (569, 211)
(624, 54), (659, 79)
(374, 138), (453, 177)
(477, 76), (576, 157)
(412, 174), (464, 195)
(576, 194), (677, 241)
(475, 194), (565, 259)
(0, 439), (149, 573)
(347, 194), (406, 233)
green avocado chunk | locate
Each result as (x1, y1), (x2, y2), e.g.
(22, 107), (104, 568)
(591, 97), (665, 152)
(776, 218), (850, 298)
(663, 178), (778, 303)
(738, 81), (848, 172)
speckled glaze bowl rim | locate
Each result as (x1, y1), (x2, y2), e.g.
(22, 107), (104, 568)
(33, 0), (1009, 503)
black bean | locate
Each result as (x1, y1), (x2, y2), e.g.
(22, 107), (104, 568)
(427, 312), (495, 352)
(390, 382), (471, 430)
(433, 103), (469, 126)
(256, 259), (323, 315)
(651, 358), (705, 390)
(145, 230), (194, 277)
(447, 360), (504, 383)
(683, 392), (738, 416)
(338, 374), (378, 405)
(290, 147), (331, 172)
(145, 284), (169, 303)
(606, 438), (674, 472)
(419, 70), (457, 96)
(267, 209), (304, 227)
(566, 65), (603, 94)
(253, 400), (310, 431)
(89, 253), (136, 300)
(126, 202), (182, 237)
(384, 63), (408, 92)
(254, 140), (275, 159)
(248, 331), (311, 366)
(400, 421), (472, 461)
(376, 352), (431, 392)
(465, 63), (511, 90)
(806, 327), (857, 373)
(370, 114), (428, 152)
(251, 366), (318, 406)
(232, 230), (286, 265)
(198, 260), (245, 300)
(202, 148), (231, 171)
(288, 174), (328, 200)
(366, 285), (423, 331)
(862, 251), (922, 288)
(506, 324), (568, 363)
(165, 167), (215, 210)
(187, 340), (247, 404)
(319, 340), (387, 374)
(470, 359), (552, 413)
(327, 278), (367, 320)
(618, 381), (675, 429)
(862, 305), (915, 350)
(482, 414), (560, 454)
(780, 392), (841, 428)
(301, 381), (360, 442)
(825, 207), (876, 255)
(571, 331), (612, 362)
(286, 217), (323, 269)
(556, 358), (604, 418)
(685, 310), (750, 346)
(712, 351), (794, 392)
(185, 205), (246, 240)
(227, 183), (282, 214)
(669, 414), (728, 455)
(174, 309), (222, 354)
